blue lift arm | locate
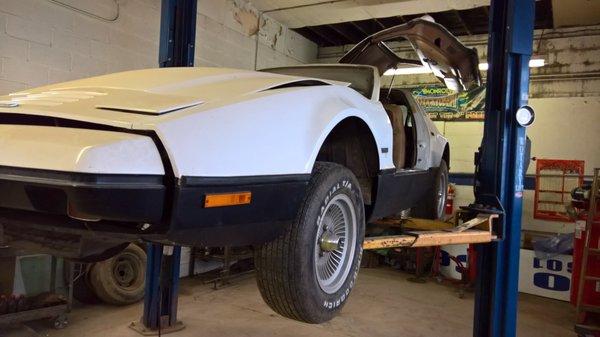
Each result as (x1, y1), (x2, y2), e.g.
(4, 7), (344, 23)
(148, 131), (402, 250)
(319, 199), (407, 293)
(473, 0), (536, 336)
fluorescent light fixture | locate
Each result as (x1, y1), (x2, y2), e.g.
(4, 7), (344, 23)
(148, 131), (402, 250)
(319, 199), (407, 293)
(383, 66), (432, 76)
(478, 58), (545, 71)
(384, 58), (545, 76)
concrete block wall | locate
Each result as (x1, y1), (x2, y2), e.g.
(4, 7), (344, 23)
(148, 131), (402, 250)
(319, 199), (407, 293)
(195, 0), (318, 70)
(0, 0), (318, 95)
(0, 0), (161, 94)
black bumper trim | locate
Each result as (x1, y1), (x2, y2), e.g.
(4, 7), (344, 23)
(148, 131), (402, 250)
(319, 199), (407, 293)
(0, 166), (166, 223)
(0, 166), (311, 246)
(168, 174), (310, 246)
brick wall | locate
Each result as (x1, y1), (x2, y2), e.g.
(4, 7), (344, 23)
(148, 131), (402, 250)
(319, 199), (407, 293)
(0, 0), (161, 94)
(0, 0), (318, 95)
(195, 0), (317, 70)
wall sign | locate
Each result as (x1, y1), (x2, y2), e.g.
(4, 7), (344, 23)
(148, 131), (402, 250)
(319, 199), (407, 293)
(410, 86), (486, 121)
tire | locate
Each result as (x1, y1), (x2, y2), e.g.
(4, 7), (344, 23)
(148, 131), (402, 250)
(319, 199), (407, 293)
(255, 162), (365, 323)
(89, 244), (146, 305)
(72, 242), (129, 263)
(63, 263), (100, 304)
(412, 159), (449, 220)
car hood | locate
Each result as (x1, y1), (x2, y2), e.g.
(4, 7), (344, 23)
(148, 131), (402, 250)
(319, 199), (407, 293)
(0, 67), (341, 128)
(339, 18), (481, 92)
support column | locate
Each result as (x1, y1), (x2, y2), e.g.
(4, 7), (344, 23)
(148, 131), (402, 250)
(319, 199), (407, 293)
(473, 0), (536, 336)
(130, 0), (196, 335)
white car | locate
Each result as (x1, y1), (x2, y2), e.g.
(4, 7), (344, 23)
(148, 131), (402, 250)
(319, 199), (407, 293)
(0, 19), (479, 323)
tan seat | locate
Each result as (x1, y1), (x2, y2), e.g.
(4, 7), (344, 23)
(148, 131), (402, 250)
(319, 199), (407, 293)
(384, 104), (407, 169)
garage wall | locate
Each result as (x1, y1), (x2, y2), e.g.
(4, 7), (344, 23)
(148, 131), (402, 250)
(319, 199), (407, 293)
(0, 0), (161, 94)
(195, 0), (318, 70)
(0, 0), (318, 95)
(438, 96), (600, 233)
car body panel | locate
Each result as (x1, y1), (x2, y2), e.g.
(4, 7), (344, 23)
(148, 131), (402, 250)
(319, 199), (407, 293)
(0, 125), (164, 175)
(0, 67), (394, 177)
(339, 18), (482, 92)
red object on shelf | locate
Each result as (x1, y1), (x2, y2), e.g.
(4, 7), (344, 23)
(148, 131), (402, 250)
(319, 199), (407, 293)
(534, 159), (585, 222)
(571, 216), (600, 307)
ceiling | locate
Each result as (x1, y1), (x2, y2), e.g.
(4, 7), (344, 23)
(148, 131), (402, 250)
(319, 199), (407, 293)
(251, 0), (491, 28)
(252, 0), (600, 47)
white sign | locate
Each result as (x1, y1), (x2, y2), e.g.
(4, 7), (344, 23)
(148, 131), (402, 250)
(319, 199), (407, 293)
(518, 249), (572, 301)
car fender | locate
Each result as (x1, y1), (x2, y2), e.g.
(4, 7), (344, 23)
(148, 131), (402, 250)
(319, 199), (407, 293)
(151, 85), (394, 178)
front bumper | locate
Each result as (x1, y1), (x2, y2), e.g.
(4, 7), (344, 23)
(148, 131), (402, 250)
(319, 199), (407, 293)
(0, 166), (165, 223)
(0, 166), (309, 246)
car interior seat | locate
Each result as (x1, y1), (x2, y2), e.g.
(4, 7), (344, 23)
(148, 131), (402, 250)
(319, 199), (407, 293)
(383, 104), (407, 169)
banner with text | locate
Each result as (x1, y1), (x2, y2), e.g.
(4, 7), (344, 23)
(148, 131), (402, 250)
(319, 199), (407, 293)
(410, 86), (486, 121)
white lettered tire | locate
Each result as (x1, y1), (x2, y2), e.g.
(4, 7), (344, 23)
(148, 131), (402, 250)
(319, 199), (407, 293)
(255, 162), (365, 323)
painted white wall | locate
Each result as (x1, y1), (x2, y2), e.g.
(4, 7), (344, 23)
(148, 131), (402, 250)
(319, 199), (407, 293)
(0, 0), (318, 95)
(0, 0), (161, 94)
(439, 96), (600, 234)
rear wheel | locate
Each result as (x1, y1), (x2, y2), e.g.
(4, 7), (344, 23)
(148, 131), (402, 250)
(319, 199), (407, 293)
(255, 162), (365, 323)
(412, 160), (449, 220)
(89, 244), (146, 305)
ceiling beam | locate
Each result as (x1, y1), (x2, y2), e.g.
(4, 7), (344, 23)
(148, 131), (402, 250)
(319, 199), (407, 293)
(304, 26), (339, 46)
(453, 10), (473, 35)
(328, 23), (363, 43)
(373, 18), (386, 30)
(294, 27), (328, 46)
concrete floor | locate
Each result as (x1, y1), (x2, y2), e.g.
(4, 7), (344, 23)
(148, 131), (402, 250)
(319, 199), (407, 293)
(14, 267), (576, 337)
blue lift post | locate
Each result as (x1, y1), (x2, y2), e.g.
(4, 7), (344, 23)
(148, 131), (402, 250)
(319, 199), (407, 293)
(473, 0), (536, 336)
(130, 0), (197, 335)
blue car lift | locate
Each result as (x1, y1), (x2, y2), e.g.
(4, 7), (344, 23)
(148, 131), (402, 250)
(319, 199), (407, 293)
(473, 0), (536, 336)
(132, 0), (537, 335)
(129, 0), (197, 335)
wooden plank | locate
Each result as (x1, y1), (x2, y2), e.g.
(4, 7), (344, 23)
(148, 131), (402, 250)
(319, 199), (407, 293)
(409, 230), (494, 247)
(363, 235), (416, 250)
(363, 229), (495, 250)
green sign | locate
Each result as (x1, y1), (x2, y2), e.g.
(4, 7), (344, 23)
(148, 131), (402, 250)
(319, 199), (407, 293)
(410, 86), (486, 121)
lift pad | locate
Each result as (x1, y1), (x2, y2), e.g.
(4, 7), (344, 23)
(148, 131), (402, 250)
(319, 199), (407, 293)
(363, 214), (498, 250)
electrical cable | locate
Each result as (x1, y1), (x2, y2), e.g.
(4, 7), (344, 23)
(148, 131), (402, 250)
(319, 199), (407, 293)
(46, 0), (120, 22)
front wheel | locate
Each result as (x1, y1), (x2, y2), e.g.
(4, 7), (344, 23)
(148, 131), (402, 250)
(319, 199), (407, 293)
(255, 162), (365, 323)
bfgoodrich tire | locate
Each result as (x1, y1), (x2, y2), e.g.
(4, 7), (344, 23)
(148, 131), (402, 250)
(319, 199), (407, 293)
(412, 159), (449, 220)
(89, 244), (146, 305)
(255, 162), (365, 323)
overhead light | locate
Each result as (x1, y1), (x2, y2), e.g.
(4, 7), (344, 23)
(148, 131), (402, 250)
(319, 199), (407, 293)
(478, 58), (545, 71)
(383, 66), (432, 76)
(384, 58), (546, 76)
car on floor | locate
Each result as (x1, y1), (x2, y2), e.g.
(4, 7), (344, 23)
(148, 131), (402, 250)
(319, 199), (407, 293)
(0, 18), (479, 323)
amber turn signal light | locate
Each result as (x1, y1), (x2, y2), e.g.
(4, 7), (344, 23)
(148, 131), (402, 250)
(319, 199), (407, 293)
(204, 192), (252, 208)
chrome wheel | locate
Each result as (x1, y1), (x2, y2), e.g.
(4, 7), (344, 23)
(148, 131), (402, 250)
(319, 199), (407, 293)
(314, 194), (357, 294)
(436, 172), (448, 218)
